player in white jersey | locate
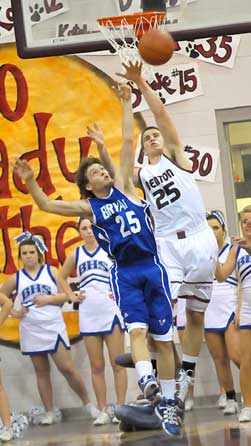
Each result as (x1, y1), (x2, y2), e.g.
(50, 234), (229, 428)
(58, 217), (127, 426)
(176, 211), (240, 414)
(215, 205), (251, 422)
(1, 233), (99, 425)
(117, 61), (218, 402)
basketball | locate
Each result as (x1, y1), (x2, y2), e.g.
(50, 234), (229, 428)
(138, 29), (175, 66)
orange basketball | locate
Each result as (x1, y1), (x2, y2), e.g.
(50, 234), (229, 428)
(138, 29), (175, 66)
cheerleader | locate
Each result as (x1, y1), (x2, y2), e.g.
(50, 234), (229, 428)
(205, 211), (240, 415)
(1, 232), (99, 425)
(58, 218), (127, 425)
(216, 205), (251, 422)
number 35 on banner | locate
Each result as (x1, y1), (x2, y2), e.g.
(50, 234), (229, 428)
(184, 144), (219, 182)
(135, 138), (219, 183)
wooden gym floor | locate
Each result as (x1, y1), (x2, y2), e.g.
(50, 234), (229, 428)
(9, 406), (251, 446)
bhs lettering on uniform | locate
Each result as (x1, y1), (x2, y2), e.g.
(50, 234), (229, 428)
(79, 260), (109, 275)
(22, 284), (52, 303)
(237, 255), (251, 268)
(100, 199), (128, 220)
(145, 169), (174, 191)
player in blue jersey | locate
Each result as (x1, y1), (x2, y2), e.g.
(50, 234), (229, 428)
(14, 83), (179, 436)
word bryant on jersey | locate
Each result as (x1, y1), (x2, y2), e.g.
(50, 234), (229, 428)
(101, 199), (128, 220)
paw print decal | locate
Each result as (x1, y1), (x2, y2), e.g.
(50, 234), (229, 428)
(29, 3), (45, 23)
(186, 42), (199, 59)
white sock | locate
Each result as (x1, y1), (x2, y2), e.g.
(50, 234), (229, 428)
(160, 379), (176, 400)
(182, 354), (198, 364)
(135, 360), (153, 381)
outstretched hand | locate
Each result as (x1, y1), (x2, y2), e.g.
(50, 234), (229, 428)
(13, 158), (34, 181)
(113, 82), (132, 101)
(116, 60), (142, 83)
(86, 123), (104, 147)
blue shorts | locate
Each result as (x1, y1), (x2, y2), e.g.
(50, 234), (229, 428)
(110, 256), (172, 336)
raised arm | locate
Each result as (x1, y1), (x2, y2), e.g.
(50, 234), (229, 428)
(13, 158), (93, 218)
(86, 123), (116, 179)
(117, 61), (191, 170)
(114, 83), (138, 198)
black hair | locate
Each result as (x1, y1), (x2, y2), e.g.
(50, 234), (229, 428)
(206, 210), (226, 233)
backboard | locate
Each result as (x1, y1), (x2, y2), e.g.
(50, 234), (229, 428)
(10, 0), (251, 59)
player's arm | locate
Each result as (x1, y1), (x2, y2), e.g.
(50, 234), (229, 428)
(215, 245), (238, 282)
(116, 61), (192, 170)
(13, 158), (93, 218)
(0, 292), (13, 326)
(133, 167), (141, 189)
(115, 83), (139, 199)
(86, 123), (116, 179)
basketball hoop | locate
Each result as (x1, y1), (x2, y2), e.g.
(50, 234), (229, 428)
(97, 11), (168, 82)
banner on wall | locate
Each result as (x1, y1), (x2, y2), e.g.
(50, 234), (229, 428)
(135, 137), (219, 182)
(0, 46), (142, 280)
(0, 0), (69, 43)
(0, 45), (144, 344)
(0, 0), (14, 42)
(118, 0), (197, 14)
(176, 35), (240, 68)
(131, 62), (203, 113)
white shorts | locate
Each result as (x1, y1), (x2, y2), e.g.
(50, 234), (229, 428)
(156, 223), (218, 311)
(240, 287), (251, 329)
(204, 282), (238, 331)
(79, 291), (125, 336)
(175, 298), (205, 328)
(20, 317), (70, 355)
(126, 322), (173, 342)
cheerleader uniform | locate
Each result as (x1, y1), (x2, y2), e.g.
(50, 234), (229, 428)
(17, 264), (70, 354)
(75, 245), (124, 335)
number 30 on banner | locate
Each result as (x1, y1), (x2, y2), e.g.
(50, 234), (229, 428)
(184, 145), (219, 182)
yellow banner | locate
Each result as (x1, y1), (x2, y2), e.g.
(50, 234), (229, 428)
(0, 44), (143, 283)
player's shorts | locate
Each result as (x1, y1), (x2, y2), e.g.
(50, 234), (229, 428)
(204, 281), (238, 332)
(239, 287), (251, 329)
(156, 222), (218, 312)
(176, 297), (186, 330)
(110, 255), (173, 341)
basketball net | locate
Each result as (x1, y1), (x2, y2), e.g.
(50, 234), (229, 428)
(97, 1), (188, 83)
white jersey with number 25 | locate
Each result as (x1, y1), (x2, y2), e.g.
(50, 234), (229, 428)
(139, 154), (206, 237)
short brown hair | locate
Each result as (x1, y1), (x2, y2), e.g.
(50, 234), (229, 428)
(18, 239), (44, 264)
(141, 126), (160, 149)
(76, 157), (102, 198)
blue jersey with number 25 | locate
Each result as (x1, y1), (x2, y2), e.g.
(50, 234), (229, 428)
(88, 187), (158, 263)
